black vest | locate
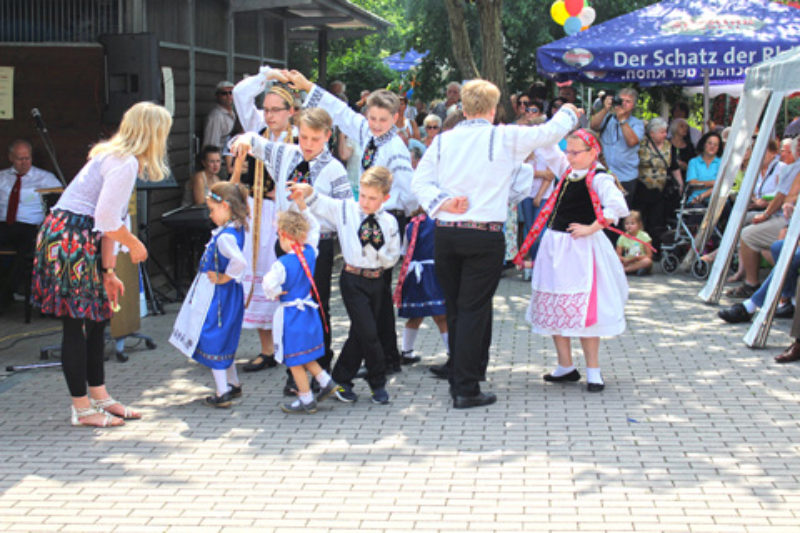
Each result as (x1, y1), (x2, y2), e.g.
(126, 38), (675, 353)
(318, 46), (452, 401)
(549, 177), (596, 232)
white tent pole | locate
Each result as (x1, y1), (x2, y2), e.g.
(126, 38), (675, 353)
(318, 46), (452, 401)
(703, 69), (710, 133)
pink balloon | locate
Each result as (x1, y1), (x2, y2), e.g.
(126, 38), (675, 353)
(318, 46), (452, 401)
(565, 0), (583, 16)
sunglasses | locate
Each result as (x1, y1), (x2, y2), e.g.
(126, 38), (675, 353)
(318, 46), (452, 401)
(518, 100), (530, 106)
(217, 90), (233, 95)
(425, 125), (440, 130)
(526, 107), (540, 113)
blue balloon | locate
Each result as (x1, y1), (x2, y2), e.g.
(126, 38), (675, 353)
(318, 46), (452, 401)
(564, 16), (582, 35)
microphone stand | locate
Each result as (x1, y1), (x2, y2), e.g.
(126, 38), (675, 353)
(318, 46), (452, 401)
(30, 108), (67, 187)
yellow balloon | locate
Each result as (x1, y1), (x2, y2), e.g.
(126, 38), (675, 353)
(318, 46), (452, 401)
(551, 1), (569, 26)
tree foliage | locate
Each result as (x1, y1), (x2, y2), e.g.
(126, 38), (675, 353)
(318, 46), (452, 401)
(290, 0), (662, 107)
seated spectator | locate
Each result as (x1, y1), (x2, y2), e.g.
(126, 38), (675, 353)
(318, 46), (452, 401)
(719, 238), (799, 323)
(422, 114), (442, 147)
(726, 140), (800, 298)
(0, 139), (61, 302)
(616, 211), (653, 275)
(184, 145), (222, 206)
(686, 132), (723, 205)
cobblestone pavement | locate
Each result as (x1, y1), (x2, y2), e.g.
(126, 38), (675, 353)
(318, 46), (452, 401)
(1, 270), (799, 532)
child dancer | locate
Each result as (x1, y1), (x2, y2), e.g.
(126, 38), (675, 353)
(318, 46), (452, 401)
(262, 209), (338, 414)
(284, 69), (412, 374)
(616, 210), (653, 275)
(290, 166), (401, 404)
(170, 182), (249, 407)
(393, 208), (448, 366)
(515, 129), (629, 392)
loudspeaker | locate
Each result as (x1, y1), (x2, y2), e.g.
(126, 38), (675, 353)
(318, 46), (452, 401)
(98, 33), (161, 125)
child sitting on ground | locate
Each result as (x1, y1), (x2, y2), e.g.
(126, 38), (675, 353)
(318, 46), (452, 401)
(616, 210), (653, 276)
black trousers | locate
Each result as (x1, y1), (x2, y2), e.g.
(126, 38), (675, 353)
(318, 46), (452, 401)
(61, 317), (107, 397)
(434, 226), (504, 397)
(333, 271), (386, 390)
(377, 210), (406, 368)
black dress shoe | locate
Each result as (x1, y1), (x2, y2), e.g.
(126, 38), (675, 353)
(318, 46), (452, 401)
(718, 303), (753, 323)
(775, 302), (795, 319)
(543, 369), (580, 382)
(243, 353), (277, 372)
(587, 382), (605, 392)
(429, 364), (450, 380)
(453, 392), (497, 409)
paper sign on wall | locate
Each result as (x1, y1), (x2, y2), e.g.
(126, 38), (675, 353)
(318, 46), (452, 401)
(0, 66), (13, 120)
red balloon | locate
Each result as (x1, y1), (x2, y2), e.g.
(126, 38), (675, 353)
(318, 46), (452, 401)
(565, 0), (583, 16)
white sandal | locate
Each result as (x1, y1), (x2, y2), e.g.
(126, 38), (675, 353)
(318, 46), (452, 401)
(91, 396), (141, 420)
(70, 405), (122, 427)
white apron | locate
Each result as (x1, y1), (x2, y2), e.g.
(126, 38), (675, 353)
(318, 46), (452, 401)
(169, 274), (215, 358)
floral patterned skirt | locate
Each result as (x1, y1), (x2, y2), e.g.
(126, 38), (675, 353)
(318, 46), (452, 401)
(32, 210), (111, 321)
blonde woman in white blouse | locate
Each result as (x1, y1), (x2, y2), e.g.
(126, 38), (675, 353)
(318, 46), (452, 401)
(32, 102), (171, 427)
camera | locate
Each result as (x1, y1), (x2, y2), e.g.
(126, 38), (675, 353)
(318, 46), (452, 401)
(604, 91), (623, 107)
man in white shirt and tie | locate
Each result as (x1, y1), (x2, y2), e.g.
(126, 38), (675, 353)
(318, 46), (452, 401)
(412, 80), (579, 409)
(0, 139), (61, 302)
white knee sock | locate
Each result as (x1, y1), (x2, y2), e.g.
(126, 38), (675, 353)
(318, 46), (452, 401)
(586, 367), (603, 384)
(402, 327), (419, 352)
(226, 365), (240, 387)
(551, 364), (576, 377)
(211, 369), (231, 396)
(440, 332), (449, 350)
(314, 370), (332, 387)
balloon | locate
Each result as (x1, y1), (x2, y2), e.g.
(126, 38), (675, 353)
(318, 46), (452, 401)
(564, 16), (582, 35)
(550, 1), (569, 25)
(579, 6), (596, 26)
(565, 0), (583, 16)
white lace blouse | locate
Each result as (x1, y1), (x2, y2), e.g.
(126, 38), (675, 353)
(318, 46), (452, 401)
(54, 153), (140, 233)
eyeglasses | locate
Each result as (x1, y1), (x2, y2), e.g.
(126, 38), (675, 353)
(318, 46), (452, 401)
(425, 125), (440, 130)
(263, 107), (290, 114)
(217, 91), (233, 96)
(564, 148), (592, 157)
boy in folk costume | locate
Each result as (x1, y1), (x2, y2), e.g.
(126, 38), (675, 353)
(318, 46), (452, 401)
(283, 69), (413, 373)
(515, 129), (630, 392)
(290, 167), (401, 404)
(412, 79), (579, 409)
(231, 66), (298, 373)
(231, 106), (352, 395)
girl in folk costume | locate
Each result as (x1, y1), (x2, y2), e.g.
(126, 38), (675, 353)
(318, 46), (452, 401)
(393, 208), (448, 365)
(232, 66), (299, 372)
(170, 182), (249, 408)
(262, 208), (338, 414)
(32, 102), (171, 427)
(515, 129), (630, 392)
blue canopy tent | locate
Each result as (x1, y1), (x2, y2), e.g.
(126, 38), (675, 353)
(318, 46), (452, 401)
(382, 48), (429, 72)
(537, 0), (800, 87)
